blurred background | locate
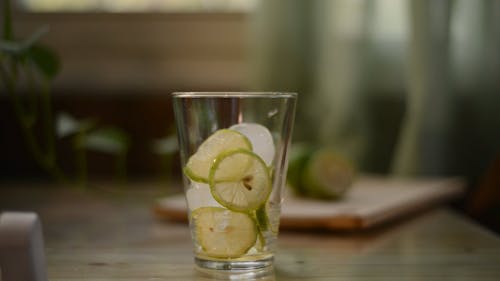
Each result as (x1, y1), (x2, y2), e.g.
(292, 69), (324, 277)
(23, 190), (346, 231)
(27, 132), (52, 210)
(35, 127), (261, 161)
(1, 0), (499, 230)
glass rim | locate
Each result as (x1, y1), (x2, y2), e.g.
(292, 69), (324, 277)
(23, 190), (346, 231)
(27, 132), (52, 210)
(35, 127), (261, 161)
(171, 92), (297, 98)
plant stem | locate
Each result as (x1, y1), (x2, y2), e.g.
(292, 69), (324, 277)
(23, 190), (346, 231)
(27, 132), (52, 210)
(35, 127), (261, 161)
(1, 63), (66, 182)
(2, 0), (13, 40)
(1, 63), (43, 159)
(115, 151), (128, 183)
(74, 132), (88, 187)
(1, 0), (68, 184)
(24, 63), (39, 128)
(40, 73), (56, 165)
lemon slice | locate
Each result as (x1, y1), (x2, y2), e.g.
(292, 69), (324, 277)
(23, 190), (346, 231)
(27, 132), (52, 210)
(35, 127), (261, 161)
(192, 207), (257, 258)
(209, 149), (272, 212)
(184, 129), (252, 183)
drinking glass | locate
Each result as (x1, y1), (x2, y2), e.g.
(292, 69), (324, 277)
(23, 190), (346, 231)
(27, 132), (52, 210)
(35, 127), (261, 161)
(172, 92), (297, 272)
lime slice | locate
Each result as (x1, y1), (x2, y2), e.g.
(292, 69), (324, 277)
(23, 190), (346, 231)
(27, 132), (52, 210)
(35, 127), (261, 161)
(184, 129), (252, 183)
(255, 228), (266, 252)
(230, 123), (275, 166)
(255, 205), (269, 232)
(257, 201), (280, 234)
(209, 149), (272, 212)
(192, 207), (257, 258)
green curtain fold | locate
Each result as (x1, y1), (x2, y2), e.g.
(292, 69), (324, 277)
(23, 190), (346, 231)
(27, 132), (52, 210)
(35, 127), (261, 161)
(249, 0), (500, 178)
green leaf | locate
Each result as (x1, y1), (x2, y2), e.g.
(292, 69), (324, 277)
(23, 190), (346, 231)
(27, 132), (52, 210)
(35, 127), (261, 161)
(23, 26), (49, 49)
(152, 135), (178, 155)
(28, 44), (60, 79)
(0, 40), (24, 56)
(0, 27), (49, 57)
(83, 127), (130, 154)
(56, 112), (95, 138)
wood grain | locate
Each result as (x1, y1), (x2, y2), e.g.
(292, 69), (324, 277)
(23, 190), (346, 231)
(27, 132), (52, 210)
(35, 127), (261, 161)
(155, 177), (466, 230)
(1, 182), (499, 280)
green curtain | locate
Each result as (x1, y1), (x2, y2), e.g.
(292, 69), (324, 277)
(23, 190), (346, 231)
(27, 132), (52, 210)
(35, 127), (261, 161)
(249, 0), (500, 178)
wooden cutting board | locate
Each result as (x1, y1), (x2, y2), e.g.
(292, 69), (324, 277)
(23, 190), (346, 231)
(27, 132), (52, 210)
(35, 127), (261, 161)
(153, 177), (465, 230)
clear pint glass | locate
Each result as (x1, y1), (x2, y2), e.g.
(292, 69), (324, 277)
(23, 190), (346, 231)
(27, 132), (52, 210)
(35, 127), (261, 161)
(172, 92), (297, 272)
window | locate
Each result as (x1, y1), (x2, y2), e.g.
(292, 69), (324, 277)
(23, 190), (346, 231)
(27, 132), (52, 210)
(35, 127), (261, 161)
(12, 0), (256, 92)
(18, 0), (258, 12)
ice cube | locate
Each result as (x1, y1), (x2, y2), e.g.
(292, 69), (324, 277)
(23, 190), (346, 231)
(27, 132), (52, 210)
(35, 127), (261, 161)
(186, 182), (222, 210)
(230, 123), (275, 166)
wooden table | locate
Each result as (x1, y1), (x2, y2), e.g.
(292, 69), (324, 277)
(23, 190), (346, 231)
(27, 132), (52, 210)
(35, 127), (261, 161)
(1, 183), (500, 280)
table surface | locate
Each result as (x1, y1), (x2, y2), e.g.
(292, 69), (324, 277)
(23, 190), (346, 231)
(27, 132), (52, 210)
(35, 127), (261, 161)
(1, 182), (500, 280)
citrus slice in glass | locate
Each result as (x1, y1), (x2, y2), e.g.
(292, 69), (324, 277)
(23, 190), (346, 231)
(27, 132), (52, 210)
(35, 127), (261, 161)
(256, 201), (280, 234)
(184, 129), (252, 183)
(209, 149), (272, 212)
(230, 123), (275, 166)
(192, 207), (257, 258)
(256, 204), (269, 232)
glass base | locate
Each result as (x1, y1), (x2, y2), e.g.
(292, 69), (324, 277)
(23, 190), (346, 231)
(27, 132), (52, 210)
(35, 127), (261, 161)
(195, 258), (274, 280)
(195, 256), (273, 271)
